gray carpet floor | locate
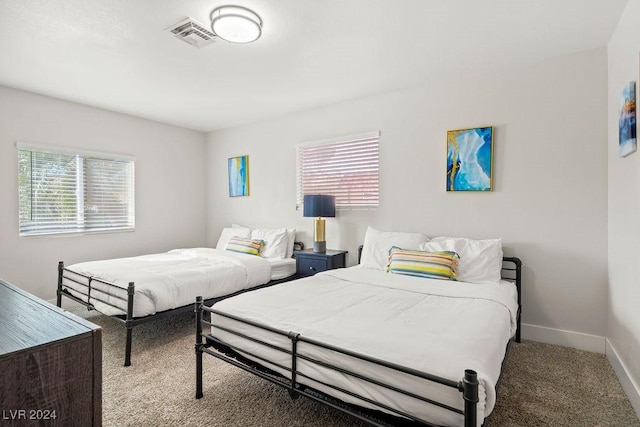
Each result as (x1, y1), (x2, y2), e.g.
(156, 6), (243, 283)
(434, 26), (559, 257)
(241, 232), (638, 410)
(76, 309), (639, 426)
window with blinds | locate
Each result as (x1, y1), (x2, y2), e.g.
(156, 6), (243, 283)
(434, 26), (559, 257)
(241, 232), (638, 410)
(17, 143), (135, 236)
(296, 131), (379, 209)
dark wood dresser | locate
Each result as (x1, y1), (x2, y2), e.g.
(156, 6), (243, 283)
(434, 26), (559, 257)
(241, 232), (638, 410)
(0, 278), (102, 426)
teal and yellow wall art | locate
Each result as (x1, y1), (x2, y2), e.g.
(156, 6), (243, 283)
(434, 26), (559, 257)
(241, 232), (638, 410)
(228, 155), (249, 197)
(447, 126), (493, 192)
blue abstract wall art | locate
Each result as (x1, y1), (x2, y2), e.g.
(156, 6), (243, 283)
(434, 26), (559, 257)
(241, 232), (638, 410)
(228, 155), (250, 197)
(447, 126), (493, 192)
(619, 81), (636, 158)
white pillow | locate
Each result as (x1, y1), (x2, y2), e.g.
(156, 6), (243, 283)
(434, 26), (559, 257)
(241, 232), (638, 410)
(251, 228), (289, 259)
(232, 224), (296, 258)
(360, 226), (430, 270)
(285, 228), (296, 258)
(421, 237), (503, 284)
(216, 227), (251, 250)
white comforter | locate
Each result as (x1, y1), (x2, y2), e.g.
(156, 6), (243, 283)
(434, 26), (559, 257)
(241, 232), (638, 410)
(64, 248), (272, 317)
(210, 266), (518, 427)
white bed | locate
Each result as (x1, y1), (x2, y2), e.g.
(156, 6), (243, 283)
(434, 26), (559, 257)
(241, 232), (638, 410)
(62, 248), (295, 317)
(58, 227), (300, 366)
(206, 266), (518, 427)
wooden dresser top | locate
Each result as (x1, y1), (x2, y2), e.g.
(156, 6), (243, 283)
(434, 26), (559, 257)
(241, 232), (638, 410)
(0, 278), (101, 358)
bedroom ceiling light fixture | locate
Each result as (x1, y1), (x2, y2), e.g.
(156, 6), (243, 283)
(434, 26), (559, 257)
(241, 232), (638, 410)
(210, 5), (262, 44)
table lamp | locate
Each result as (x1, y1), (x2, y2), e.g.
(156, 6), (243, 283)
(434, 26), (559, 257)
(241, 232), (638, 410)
(303, 194), (336, 253)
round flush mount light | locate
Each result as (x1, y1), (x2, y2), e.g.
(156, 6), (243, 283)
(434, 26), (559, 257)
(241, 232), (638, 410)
(210, 5), (262, 44)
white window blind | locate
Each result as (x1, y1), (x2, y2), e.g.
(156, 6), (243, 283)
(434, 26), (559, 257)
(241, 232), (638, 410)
(17, 143), (135, 236)
(296, 131), (379, 209)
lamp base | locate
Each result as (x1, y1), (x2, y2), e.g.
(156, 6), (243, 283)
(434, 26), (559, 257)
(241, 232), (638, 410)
(313, 241), (327, 253)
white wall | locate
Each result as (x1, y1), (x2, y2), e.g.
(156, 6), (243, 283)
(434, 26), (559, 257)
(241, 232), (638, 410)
(607, 0), (640, 415)
(0, 85), (207, 301)
(206, 48), (609, 347)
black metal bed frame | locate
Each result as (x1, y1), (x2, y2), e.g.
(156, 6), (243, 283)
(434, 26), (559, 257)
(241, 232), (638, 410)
(56, 243), (304, 366)
(195, 256), (522, 427)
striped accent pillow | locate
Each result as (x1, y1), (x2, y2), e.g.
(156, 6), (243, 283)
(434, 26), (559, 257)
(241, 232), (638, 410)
(387, 246), (459, 280)
(225, 236), (264, 256)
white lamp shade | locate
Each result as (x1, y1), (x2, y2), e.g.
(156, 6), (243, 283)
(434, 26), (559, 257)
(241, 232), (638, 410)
(211, 6), (262, 44)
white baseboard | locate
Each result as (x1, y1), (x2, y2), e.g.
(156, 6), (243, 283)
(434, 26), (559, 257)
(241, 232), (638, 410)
(522, 323), (640, 418)
(521, 323), (606, 353)
(606, 339), (640, 418)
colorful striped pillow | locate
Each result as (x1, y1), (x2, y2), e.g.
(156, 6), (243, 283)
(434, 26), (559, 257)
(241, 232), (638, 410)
(225, 236), (264, 256)
(387, 246), (459, 280)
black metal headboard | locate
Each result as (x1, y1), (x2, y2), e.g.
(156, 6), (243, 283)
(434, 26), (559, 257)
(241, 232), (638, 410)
(356, 244), (522, 342)
(501, 257), (522, 342)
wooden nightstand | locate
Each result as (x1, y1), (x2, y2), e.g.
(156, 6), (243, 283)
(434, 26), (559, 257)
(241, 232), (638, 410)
(294, 249), (348, 277)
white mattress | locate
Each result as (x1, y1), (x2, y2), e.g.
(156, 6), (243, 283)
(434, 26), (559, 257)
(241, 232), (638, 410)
(62, 248), (295, 317)
(209, 266), (518, 427)
(266, 258), (296, 280)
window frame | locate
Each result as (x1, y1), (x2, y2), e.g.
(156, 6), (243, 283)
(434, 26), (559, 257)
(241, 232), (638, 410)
(17, 142), (136, 237)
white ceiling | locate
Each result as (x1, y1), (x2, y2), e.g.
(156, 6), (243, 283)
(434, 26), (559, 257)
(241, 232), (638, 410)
(0, 0), (629, 132)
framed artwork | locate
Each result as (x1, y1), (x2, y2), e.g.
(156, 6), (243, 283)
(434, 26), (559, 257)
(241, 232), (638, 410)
(618, 81), (636, 158)
(447, 126), (493, 192)
(228, 155), (249, 197)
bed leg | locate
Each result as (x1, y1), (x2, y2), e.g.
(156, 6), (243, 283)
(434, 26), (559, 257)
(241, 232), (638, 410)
(124, 282), (135, 367)
(288, 331), (300, 400)
(462, 370), (479, 427)
(515, 257), (522, 343)
(195, 296), (204, 399)
(57, 261), (64, 307)
(124, 327), (133, 367)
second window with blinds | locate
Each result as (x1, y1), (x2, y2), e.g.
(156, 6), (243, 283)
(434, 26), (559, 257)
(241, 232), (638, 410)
(296, 131), (380, 210)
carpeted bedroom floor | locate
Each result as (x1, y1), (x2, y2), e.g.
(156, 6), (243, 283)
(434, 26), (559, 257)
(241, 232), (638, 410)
(75, 309), (639, 427)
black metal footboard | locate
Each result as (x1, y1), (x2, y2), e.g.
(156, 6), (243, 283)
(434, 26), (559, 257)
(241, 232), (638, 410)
(195, 298), (481, 427)
(58, 259), (302, 367)
(57, 261), (137, 366)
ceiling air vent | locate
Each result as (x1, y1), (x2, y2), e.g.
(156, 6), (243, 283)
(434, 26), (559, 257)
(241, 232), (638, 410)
(166, 17), (217, 48)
